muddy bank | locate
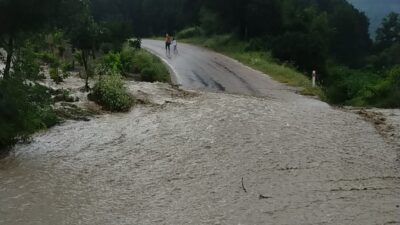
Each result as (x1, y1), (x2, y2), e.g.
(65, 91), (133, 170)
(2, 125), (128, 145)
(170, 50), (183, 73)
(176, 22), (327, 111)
(1, 81), (399, 225)
(344, 107), (400, 146)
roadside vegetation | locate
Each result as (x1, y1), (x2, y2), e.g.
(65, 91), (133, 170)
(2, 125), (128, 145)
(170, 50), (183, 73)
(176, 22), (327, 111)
(90, 42), (170, 111)
(0, 0), (170, 151)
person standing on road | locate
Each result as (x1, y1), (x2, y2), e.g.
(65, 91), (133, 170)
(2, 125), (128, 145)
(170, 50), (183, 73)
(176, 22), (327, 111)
(165, 34), (172, 56)
(171, 37), (178, 55)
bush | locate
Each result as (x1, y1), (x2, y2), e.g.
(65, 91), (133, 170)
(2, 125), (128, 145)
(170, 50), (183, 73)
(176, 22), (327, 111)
(131, 50), (153, 72)
(371, 66), (400, 108)
(90, 75), (135, 112)
(244, 36), (271, 52)
(128, 38), (142, 50)
(0, 79), (58, 149)
(130, 50), (170, 82)
(96, 52), (123, 76)
(100, 43), (114, 54)
(39, 52), (60, 68)
(120, 44), (136, 74)
(13, 45), (42, 80)
(50, 67), (63, 84)
(141, 65), (169, 82)
(325, 66), (380, 106)
(177, 27), (204, 39)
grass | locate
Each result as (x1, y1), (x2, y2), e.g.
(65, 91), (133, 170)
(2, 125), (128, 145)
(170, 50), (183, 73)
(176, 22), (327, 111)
(179, 35), (325, 99)
(120, 42), (170, 83)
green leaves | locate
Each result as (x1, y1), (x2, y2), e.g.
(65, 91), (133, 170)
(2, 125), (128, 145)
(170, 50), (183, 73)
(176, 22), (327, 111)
(90, 75), (134, 112)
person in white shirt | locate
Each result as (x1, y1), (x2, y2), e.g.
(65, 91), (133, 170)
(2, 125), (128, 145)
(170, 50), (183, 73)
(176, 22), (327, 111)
(171, 37), (178, 55)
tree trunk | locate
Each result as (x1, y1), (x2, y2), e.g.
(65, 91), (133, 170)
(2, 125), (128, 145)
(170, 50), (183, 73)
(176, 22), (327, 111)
(91, 49), (96, 60)
(3, 37), (14, 79)
(81, 50), (90, 92)
(71, 48), (76, 70)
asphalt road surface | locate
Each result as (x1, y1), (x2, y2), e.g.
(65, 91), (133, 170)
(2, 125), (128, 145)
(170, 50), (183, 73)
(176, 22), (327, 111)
(142, 39), (296, 99)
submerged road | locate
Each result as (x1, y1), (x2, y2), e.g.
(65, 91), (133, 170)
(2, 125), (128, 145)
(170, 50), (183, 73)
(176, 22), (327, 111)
(142, 39), (294, 99)
(0, 41), (399, 225)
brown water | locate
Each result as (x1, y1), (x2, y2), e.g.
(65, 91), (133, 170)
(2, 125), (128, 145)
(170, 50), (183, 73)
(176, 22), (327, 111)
(1, 81), (399, 225)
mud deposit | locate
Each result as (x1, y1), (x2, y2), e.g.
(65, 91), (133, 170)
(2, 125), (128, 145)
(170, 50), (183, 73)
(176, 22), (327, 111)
(1, 81), (400, 225)
(358, 108), (400, 145)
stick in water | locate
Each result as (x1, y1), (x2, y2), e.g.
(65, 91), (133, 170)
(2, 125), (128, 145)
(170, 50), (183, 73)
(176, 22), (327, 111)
(241, 177), (247, 193)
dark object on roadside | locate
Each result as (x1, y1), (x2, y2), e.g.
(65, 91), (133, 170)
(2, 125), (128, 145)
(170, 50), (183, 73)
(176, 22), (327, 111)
(129, 38), (142, 50)
(259, 194), (272, 199)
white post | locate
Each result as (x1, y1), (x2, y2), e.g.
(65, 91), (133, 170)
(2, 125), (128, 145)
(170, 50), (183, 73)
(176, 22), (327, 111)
(312, 70), (317, 87)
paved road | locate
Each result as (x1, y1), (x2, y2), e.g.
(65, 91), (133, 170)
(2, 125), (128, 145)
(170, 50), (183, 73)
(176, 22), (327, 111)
(142, 39), (294, 99)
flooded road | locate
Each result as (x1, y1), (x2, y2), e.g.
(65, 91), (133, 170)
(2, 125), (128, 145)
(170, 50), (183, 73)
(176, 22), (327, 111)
(1, 43), (400, 224)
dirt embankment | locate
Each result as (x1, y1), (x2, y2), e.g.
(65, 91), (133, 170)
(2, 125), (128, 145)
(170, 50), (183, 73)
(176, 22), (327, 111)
(343, 107), (400, 147)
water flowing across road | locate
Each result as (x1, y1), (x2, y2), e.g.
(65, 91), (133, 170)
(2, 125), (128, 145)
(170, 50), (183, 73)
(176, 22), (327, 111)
(0, 41), (399, 225)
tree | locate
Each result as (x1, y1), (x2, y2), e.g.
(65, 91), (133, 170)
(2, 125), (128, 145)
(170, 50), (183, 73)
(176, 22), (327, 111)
(326, 1), (372, 67)
(376, 12), (400, 49)
(0, 0), (60, 79)
(69, 0), (100, 91)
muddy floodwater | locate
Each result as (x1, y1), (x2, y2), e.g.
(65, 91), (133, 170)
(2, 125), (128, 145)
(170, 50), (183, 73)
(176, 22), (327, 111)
(1, 81), (399, 225)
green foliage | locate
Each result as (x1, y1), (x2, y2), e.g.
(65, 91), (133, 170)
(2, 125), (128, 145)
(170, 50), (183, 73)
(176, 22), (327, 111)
(100, 19), (133, 51)
(120, 44), (136, 74)
(376, 13), (400, 49)
(50, 68), (63, 84)
(199, 7), (221, 35)
(90, 75), (135, 112)
(177, 27), (204, 39)
(45, 31), (68, 57)
(12, 44), (43, 80)
(0, 79), (58, 149)
(324, 66), (379, 106)
(96, 52), (123, 76)
(128, 38), (142, 50)
(131, 50), (170, 82)
(370, 66), (400, 108)
(39, 52), (60, 67)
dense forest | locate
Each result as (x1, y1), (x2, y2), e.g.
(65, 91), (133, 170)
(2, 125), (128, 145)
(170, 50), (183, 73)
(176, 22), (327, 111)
(0, 0), (399, 148)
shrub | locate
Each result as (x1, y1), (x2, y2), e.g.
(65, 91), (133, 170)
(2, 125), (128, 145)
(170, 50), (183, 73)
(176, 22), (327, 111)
(141, 65), (168, 83)
(120, 45), (136, 74)
(100, 43), (114, 54)
(50, 67), (63, 84)
(39, 52), (60, 68)
(131, 50), (153, 73)
(177, 27), (204, 39)
(96, 52), (123, 76)
(244, 36), (271, 52)
(325, 66), (380, 106)
(0, 79), (58, 149)
(371, 66), (400, 108)
(90, 75), (135, 112)
(128, 38), (142, 50)
(131, 50), (169, 82)
(13, 45), (42, 80)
